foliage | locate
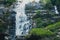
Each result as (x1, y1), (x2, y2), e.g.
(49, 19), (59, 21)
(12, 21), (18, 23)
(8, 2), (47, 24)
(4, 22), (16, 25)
(27, 0), (60, 40)
(0, 12), (11, 32)
(34, 18), (43, 27)
(40, 0), (51, 4)
(44, 3), (53, 10)
(56, 0), (60, 5)
(33, 11), (55, 28)
(41, 0), (53, 10)
(45, 22), (60, 31)
(0, 20), (5, 32)
(6, 0), (16, 3)
(51, 0), (60, 5)
(54, 37), (60, 40)
(26, 28), (54, 40)
(30, 28), (54, 37)
(4, 0), (16, 7)
(32, 11), (41, 19)
(27, 22), (60, 40)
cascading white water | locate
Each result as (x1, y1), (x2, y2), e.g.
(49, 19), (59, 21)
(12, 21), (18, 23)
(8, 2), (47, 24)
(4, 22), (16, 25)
(54, 6), (59, 14)
(15, 0), (30, 36)
(14, 0), (39, 36)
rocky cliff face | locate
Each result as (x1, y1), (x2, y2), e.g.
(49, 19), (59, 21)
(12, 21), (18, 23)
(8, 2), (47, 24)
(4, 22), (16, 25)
(0, 1), (16, 32)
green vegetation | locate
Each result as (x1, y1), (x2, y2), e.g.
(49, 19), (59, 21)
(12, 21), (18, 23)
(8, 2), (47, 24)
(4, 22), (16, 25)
(51, 0), (60, 5)
(45, 22), (60, 31)
(30, 28), (54, 37)
(26, 0), (60, 40)
(33, 11), (56, 28)
(40, 0), (51, 4)
(26, 21), (60, 40)
(4, 0), (16, 7)
(0, 12), (11, 32)
(0, 20), (5, 32)
(26, 28), (54, 40)
(6, 0), (16, 3)
(0, 0), (60, 40)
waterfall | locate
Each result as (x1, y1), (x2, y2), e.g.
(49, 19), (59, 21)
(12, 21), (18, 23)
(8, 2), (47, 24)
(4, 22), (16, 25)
(54, 6), (59, 14)
(13, 0), (39, 36)
(14, 0), (31, 36)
